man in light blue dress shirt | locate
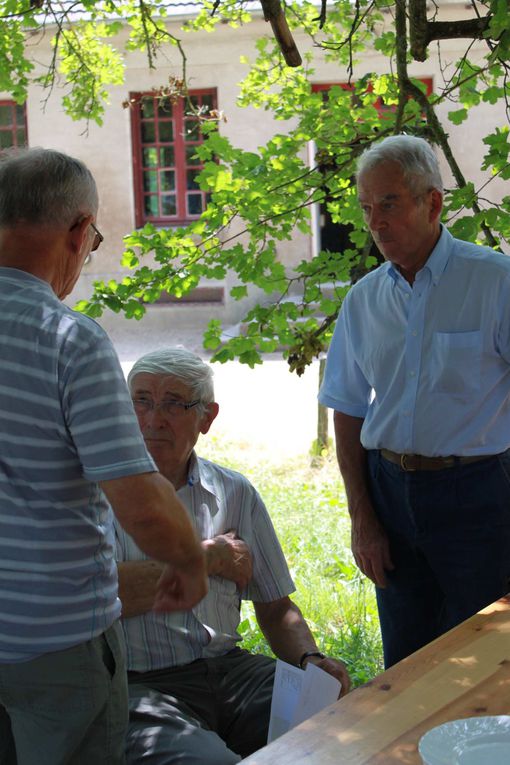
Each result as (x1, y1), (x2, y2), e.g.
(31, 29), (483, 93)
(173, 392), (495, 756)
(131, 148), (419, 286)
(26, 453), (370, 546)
(319, 134), (510, 668)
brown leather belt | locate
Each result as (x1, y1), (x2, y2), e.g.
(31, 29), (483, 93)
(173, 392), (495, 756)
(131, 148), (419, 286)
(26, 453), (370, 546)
(380, 449), (496, 472)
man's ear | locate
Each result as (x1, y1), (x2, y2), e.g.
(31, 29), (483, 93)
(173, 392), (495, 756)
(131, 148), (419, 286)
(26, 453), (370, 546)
(69, 215), (92, 253)
(429, 189), (443, 223)
(200, 402), (219, 435)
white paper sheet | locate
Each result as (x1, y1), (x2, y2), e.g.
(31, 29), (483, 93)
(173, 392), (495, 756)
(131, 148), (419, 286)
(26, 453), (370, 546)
(267, 659), (342, 743)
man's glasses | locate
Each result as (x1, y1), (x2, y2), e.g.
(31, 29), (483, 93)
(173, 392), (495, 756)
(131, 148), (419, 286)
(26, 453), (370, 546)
(70, 218), (104, 259)
(90, 222), (104, 252)
(132, 398), (201, 418)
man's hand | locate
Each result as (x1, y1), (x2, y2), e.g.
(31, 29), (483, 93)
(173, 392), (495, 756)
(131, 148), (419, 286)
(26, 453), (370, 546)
(302, 654), (351, 697)
(203, 531), (253, 590)
(351, 507), (394, 588)
(153, 557), (208, 612)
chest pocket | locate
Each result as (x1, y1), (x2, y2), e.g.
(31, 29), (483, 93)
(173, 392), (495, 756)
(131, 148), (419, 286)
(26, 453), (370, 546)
(430, 330), (482, 395)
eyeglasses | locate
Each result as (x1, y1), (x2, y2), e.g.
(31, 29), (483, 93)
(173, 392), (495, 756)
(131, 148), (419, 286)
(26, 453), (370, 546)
(132, 398), (201, 418)
(360, 189), (434, 220)
(90, 222), (104, 252)
(70, 218), (104, 257)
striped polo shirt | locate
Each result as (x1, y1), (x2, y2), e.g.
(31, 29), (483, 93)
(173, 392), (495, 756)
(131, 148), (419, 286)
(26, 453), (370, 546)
(0, 267), (156, 662)
(116, 454), (295, 671)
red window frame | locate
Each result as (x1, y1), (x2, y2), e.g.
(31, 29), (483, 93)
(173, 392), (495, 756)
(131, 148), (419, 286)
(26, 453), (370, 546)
(312, 78), (433, 112)
(0, 101), (27, 150)
(130, 89), (217, 228)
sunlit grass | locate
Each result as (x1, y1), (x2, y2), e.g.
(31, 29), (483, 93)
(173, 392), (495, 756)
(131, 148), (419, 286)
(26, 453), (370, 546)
(199, 434), (384, 687)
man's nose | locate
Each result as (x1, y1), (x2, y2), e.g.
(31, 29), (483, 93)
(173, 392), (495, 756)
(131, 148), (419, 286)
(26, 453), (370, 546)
(146, 405), (168, 426)
(368, 207), (386, 230)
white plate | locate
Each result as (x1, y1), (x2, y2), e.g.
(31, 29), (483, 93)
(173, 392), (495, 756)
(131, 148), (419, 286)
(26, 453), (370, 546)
(418, 716), (510, 765)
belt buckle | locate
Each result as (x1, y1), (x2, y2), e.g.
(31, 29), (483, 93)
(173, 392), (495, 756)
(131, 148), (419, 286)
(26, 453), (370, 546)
(400, 454), (416, 472)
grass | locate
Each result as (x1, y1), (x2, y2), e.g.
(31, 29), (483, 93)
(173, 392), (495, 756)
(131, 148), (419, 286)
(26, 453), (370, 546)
(199, 434), (384, 688)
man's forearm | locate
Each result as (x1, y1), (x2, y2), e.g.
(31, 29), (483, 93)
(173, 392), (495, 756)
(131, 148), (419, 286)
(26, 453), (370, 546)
(254, 597), (317, 666)
(118, 560), (163, 618)
(333, 411), (393, 587)
(333, 411), (373, 520)
(118, 537), (230, 619)
(102, 472), (203, 567)
(255, 597), (351, 692)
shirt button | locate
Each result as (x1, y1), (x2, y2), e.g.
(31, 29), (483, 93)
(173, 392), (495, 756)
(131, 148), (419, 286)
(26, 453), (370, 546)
(412, 330), (418, 336)
(410, 370), (416, 377)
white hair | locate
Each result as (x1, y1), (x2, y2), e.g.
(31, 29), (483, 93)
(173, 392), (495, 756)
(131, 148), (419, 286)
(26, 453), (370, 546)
(0, 147), (98, 227)
(356, 135), (444, 194)
(127, 348), (215, 410)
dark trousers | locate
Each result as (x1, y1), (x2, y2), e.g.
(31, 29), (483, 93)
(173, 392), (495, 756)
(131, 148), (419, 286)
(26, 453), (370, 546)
(0, 622), (127, 765)
(126, 648), (276, 765)
(367, 449), (510, 668)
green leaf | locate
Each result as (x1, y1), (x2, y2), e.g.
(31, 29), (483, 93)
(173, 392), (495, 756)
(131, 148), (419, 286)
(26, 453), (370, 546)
(230, 285), (249, 300)
(448, 108), (468, 125)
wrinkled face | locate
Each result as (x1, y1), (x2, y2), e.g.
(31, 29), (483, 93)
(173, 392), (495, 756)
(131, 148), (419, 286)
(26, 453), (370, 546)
(357, 160), (442, 281)
(130, 372), (217, 480)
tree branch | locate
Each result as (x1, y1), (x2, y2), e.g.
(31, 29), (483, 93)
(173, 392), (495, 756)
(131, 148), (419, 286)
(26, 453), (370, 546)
(409, 0), (491, 61)
(260, 0), (302, 66)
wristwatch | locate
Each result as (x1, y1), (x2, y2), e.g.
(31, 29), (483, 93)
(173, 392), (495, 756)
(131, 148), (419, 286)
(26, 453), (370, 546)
(299, 650), (325, 669)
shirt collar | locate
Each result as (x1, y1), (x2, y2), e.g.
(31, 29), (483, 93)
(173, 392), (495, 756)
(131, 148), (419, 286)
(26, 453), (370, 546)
(423, 225), (451, 285)
(185, 451), (217, 497)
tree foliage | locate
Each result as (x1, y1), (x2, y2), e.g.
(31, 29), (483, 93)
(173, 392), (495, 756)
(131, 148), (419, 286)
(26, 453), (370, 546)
(2, 0), (509, 371)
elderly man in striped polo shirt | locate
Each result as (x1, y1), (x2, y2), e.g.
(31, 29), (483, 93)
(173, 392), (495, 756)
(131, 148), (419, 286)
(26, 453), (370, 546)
(0, 149), (207, 765)
(116, 348), (351, 765)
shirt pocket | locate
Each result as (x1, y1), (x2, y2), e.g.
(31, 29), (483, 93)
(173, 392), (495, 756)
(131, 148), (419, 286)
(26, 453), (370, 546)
(430, 330), (482, 395)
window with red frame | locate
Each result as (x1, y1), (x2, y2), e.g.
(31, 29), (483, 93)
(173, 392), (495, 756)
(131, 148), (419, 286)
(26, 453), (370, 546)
(312, 79), (433, 109)
(0, 101), (27, 150)
(130, 90), (216, 227)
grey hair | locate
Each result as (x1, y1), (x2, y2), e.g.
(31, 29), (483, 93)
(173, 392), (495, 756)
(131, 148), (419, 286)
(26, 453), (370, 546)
(356, 135), (444, 194)
(127, 348), (215, 410)
(0, 147), (98, 227)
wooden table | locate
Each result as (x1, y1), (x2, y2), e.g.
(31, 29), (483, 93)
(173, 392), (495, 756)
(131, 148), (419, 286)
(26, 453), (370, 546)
(243, 597), (510, 764)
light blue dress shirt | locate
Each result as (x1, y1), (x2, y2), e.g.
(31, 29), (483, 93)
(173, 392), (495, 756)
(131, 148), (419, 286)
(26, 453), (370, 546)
(319, 227), (510, 456)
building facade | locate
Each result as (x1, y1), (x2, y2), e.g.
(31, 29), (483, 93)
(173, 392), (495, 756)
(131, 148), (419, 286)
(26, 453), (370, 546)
(2, 1), (505, 350)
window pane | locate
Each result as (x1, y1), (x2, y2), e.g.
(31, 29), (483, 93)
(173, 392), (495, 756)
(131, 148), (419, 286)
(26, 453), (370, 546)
(144, 195), (160, 217)
(157, 98), (174, 117)
(0, 106), (12, 127)
(0, 131), (13, 148)
(159, 146), (175, 166)
(142, 147), (158, 167)
(140, 99), (154, 118)
(201, 94), (214, 111)
(161, 195), (177, 216)
(186, 169), (200, 191)
(189, 95), (200, 109)
(187, 194), (203, 216)
(159, 121), (174, 142)
(186, 146), (201, 166)
(160, 170), (175, 192)
(141, 122), (156, 143)
(143, 170), (158, 193)
(184, 120), (200, 141)
(15, 105), (25, 126)
(16, 129), (25, 146)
